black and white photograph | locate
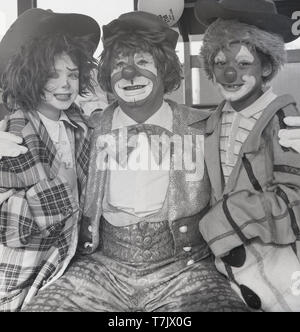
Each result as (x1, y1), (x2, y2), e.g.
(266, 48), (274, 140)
(0, 0), (300, 316)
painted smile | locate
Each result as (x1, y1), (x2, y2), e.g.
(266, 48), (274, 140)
(123, 85), (146, 91)
(222, 84), (244, 92)
(113, 70), (155, 103)
(54, 93), (73, 101)
(118, 83), (151, 97)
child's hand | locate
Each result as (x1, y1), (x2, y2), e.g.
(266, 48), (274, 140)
(57, 163), (77, 193)
(0, 117), (28, 159)
(278, 116), (300, 153)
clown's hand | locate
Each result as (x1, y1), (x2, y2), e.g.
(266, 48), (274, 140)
(278, 117), (300, 153)
(0, 189), (14, 205)
(0, 118), (28, 159)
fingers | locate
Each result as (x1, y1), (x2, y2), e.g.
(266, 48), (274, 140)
(278, 137), (300, 153)
(0, 117), (7, 131)
(278, 127), (300, 154)
(278, 129), (300, 140)
(0, 132), (23, 144)
(0, 189), (14, 204)
(0, 119), (28, 159)
(0, 117), (24, 144)
(19, 146), (28, 154)
(5, 146), (28, 157)
(283, 116), (300, 127)
(278, 138), (291, 148)
(0, 140), (28, 159)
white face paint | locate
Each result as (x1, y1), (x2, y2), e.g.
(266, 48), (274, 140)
(236, 45), (255, 64)
(111, 52), (157, 76)
(111, 52), (158, 104)
(40, 52), (79, 120)
(214, 50), (226, 64)
(216, 75), (256, 102)
(213, 44), (263, 103)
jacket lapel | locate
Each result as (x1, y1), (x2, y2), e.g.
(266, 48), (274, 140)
(23, 111), (61, 180)
(65, 106), (90, 194)
(204, 102), (225, 201)
(167, 100), (210, 223)
(83, 103), (115, 246)
(25, 105), (90, 191)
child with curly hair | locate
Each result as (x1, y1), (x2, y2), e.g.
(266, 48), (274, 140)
(0, 8), (99, 311)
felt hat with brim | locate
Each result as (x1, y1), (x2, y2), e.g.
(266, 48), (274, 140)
(102, 11), (179, 49)
(194, 0), (298, 43)
(0, 8), (101, 77)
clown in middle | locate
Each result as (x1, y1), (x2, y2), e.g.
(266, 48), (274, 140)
(99, 15), (181, 123)
(24, 12), (248, 312)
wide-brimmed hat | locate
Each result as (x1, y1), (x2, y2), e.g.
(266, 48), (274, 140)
(0, 8), (101, 77)
(194, 0), (298, 42)
(102, 11), (179, 49)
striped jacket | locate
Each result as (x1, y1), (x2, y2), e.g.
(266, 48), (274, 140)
(0, 105), (90, 311)
(200, 95), (300, 311)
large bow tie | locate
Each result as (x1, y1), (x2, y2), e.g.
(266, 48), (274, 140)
(126, 123), (172, 139)
(97, 124), (173, 168)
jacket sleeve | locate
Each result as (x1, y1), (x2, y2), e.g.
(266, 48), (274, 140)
(0, 176), (79, 248)
(200, 104), (300, 258)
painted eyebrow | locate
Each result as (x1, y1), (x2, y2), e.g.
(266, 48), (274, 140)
(135, 53), (152, 58)
(215, 51), (226, 58)
(67, 67), (79, 71)
(235, 55), (254, 62)
(54, 67), (79, 72)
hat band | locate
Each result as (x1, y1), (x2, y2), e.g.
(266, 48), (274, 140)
(219, 0), (278, 14)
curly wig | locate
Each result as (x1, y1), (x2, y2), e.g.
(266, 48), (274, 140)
(201, 19), (287, 83)
(1, 33), (98, 111)
(98, 28), (182, 94)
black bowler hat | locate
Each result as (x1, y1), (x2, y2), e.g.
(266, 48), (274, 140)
(0, 8), (101, 77)
(102, 11), (179, 49)
(194, 0), (298, 43)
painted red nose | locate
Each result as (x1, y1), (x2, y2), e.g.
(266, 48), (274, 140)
(122, 65), (137, 80)
(224, 67), (237, 83)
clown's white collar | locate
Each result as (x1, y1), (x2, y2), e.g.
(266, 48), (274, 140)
(111, 100), (173, 133)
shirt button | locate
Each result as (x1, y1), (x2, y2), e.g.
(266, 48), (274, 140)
(187, 259), (194, 266)
(61, 207), (72, 216)
(143, 236), (152, 247)
(179, 226), (188, 233)
(88, 225), (92, 233)
(139, 221), (148, 232)
(183, 247), (192, 252)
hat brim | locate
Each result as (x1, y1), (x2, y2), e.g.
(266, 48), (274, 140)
(194, 0), (298, 43)
(102, 11), (179, 49)
(0, 9), (100, 78)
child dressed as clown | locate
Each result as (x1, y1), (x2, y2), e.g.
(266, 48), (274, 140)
(195, 0), (300, 311)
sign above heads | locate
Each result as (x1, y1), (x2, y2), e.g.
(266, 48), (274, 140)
(176, 0), (300, 38)
(137, 0), (185, 26)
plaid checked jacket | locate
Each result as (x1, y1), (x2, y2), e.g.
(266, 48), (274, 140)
(0, 105), (90, 311)
(200, 95), (300, 311)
